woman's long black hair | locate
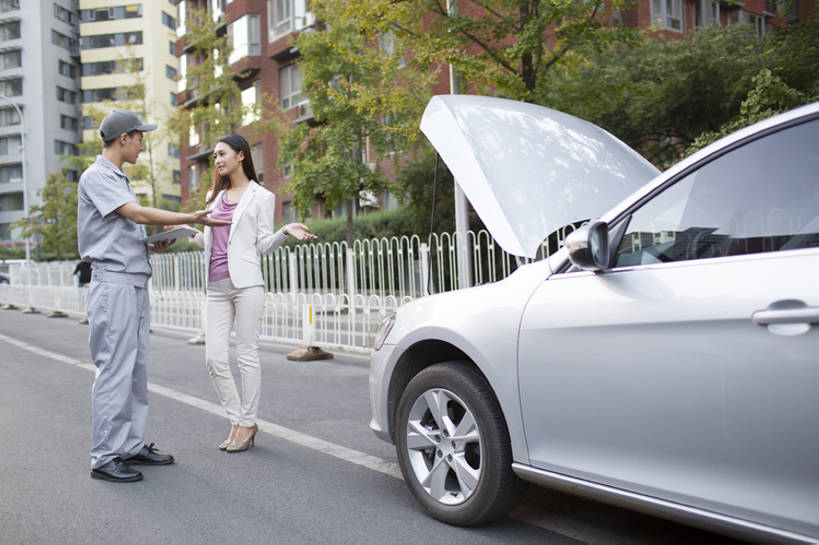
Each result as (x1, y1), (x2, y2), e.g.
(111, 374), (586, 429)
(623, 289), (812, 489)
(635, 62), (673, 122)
(206, 134), (260, 206)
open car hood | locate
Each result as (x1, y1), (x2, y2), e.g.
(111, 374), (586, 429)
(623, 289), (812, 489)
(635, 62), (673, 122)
(420, 95), (660, 258)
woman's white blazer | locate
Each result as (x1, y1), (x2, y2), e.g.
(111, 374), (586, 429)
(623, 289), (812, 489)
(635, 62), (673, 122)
(192, 182), (287, 289)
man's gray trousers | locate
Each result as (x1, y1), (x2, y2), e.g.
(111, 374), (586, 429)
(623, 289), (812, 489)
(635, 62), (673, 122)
(87, 279), (150, 469)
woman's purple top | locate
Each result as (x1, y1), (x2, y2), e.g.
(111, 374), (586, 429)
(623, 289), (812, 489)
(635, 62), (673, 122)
(208, 192), (238, 282)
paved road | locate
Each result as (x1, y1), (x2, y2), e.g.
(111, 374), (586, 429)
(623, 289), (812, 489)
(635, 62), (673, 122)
(0, 309), (747, 545)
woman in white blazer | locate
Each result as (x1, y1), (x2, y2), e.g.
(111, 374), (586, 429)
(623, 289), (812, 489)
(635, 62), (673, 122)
(189, 134), (316, 452)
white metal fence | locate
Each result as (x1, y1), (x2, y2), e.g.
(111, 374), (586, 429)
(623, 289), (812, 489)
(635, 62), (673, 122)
(0, 227), (574, 352)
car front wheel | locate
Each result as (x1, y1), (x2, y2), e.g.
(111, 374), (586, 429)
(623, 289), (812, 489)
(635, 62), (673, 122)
(395, 361), (527, 525)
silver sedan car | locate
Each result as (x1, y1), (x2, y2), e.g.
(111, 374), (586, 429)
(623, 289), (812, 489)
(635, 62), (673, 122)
(369, 95), (819, 543)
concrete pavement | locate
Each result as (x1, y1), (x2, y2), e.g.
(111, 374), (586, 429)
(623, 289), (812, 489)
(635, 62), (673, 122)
(0, 309), (745, 545)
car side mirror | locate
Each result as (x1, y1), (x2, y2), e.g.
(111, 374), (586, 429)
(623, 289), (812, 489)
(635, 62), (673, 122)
(566, 220), (609, 272)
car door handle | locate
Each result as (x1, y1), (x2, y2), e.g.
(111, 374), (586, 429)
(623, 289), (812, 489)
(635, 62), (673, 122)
(752, 299), (819, 327)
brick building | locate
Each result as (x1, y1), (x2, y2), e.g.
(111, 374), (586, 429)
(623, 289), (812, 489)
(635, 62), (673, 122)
(173, 0), (814, 225)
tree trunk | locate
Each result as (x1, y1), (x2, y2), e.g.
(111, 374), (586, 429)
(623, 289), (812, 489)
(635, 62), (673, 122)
(520, 2), (536, 96)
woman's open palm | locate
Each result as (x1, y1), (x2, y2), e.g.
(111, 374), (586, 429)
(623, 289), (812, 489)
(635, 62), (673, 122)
(283, 223), (317, 241)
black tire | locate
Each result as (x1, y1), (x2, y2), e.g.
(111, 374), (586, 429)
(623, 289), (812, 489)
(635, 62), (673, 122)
(395, 361), (528, 526)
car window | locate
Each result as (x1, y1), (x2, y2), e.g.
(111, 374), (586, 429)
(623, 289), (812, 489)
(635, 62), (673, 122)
(614, 118), (819, 267)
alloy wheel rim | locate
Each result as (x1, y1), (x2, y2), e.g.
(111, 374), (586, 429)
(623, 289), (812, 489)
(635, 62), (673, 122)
(405, 388), (483, 505)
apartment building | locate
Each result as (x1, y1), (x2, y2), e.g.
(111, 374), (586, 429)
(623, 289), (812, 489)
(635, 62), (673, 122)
(174, 0), (813, 224)
(626, 0), (811, 38)
(79, 0), (181, 207)
(0, 0), (82, 245)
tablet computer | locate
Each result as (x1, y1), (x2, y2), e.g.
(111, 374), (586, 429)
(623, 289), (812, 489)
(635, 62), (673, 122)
(143, 226), (199, 244)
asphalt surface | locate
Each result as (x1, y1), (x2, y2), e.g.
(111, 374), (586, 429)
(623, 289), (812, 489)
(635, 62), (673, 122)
(0, 308), (748, 545)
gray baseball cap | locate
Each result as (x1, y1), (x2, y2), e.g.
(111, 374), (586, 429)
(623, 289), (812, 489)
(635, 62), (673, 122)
(99, 110), (157, 143)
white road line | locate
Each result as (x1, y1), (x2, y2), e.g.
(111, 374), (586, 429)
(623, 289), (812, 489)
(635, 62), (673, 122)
(0, 331), (402, 480)
(0, 330), (647, 544)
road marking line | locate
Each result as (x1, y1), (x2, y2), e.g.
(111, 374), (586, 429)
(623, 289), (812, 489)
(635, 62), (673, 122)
(0, 330), (646, 543)
(0, 331), (402, 480)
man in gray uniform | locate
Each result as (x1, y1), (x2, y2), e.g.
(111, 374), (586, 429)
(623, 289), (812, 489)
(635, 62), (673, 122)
(78, 110), (228, 482)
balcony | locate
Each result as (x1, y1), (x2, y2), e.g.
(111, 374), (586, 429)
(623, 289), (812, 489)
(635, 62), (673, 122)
(227, 14), (260, 65)
(268, 0), (314, 42)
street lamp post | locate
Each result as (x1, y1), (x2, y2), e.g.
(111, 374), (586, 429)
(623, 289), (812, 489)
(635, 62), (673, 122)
(447, 0), (472, 290)
(0, 93), (29, 262)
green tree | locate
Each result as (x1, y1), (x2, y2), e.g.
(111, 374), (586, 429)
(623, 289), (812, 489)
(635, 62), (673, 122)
(542, 17), (818, 167)
(277, 9), (434, 245)
(12, 170), (78, 260)
(686, 68), (810, 153)
(321, 0), (641, 104)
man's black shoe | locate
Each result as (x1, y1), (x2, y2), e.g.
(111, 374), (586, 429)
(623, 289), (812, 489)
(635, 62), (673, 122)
(124, 443), (175, 465)
(91, 458), (143, 482)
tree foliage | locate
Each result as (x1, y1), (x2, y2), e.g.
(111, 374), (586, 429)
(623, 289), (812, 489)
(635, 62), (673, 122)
(320, 0), (642, 103)
(277, 3), (435, 244)
(12, 170), (78, 260)
(541, 17), (819, 167)
(170, 8), (265, 210)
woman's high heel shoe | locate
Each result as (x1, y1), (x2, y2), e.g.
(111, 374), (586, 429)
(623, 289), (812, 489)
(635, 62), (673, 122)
(226, 424), (258, 452)
(219, 425), (239, 450)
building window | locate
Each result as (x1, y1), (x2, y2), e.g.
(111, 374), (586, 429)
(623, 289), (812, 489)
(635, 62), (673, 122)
(57, 86), (77, 104)
(0, 192), (23, 211)
(0, 77), (21, 96)
(165, 64), (177, 79)
(188, 164), (199, 191)
(0, 108), (19, 127)
(51, 30), (77, 52)
(80, 5), (141, 22)
(54, 140), (78, 156)
(0, 163), (22, 183)
(282, 163), (293, 179)
(82, 87), (140, 103)
(178, 55), (187, 93)
(227, 14), (260, 64)
(172, 170), (181, 184)
(0, 48), (20, 69)
(279, 64), (303, 109)
(161, 194), (181, 204)
(378, 32), (405, 68)
(251, 142), (263, 181)
(58, 59), (77, 77)
(281, 201), (297, 222)
(189, 125), (199, 147)
(60, 115), (78, 131)
(242, 83), (260, 126)
(82, 58), (143, 76)
(210, 0), (227, 21)
(695, 0), (720, 27)
(269, 0), (312, 41)
(740, 11), (767, 36)
(170, 92), (177, 106)
(0, 134), (21, 155)
(168, 144), (179, 158)
(652, 0), (683, 31)
(0, 0), (19, 13)
(169, 40), (175, 55)
(161, 11), (177, 30)
(81, 31), (143, 50)
(0, 20), (20, 41)
(177, 0), (187, 36)
(82, 116), (98, 129)
(53, 3), (75, 25)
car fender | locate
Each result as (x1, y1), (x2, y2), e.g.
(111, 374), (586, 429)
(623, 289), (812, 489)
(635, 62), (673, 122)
(381, 259), (553, 465)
